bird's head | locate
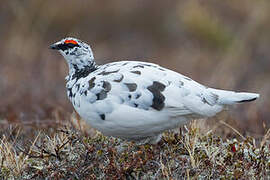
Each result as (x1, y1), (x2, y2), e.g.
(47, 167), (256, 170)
(50, 37), (95, 70)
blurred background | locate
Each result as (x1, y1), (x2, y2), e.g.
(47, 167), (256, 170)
(0, 0), (269, 137)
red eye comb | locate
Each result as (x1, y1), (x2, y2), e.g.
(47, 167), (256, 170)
(64, 40), (78, 45)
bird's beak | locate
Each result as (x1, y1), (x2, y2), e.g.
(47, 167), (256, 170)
(49, 43), (60, 50)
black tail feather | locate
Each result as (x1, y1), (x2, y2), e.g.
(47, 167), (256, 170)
(237, 97), (258, 103)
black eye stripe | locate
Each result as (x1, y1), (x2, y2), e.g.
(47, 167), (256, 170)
(67, 43), (79, 48)
(58, 43), (79, 51)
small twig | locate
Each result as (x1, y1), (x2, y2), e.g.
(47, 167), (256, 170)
(219, 121), (246, 140)
(17, 146), (45, 159)
(42, 149), (57, 158)
(58, 139), (70, 150)
(260, 128), (270, 148)
(54, 139), (70, 160)
(186, 168), (190, 180)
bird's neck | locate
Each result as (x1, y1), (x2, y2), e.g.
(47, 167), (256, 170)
(67, 60), (98, 82)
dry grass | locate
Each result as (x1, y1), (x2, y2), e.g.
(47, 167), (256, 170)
(1, 119), (269, 179)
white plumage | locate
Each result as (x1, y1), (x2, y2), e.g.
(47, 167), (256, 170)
(50, 37), (259, 144)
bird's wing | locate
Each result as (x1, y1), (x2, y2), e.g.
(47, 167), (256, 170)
(80, 61), (222, 117)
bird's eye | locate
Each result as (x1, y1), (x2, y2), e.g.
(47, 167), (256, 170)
(67, 43), (76, 48)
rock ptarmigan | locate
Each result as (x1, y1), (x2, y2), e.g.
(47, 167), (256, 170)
(50, 37), (259, 144)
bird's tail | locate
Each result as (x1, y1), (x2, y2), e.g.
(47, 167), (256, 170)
(208, 88), (260, 105)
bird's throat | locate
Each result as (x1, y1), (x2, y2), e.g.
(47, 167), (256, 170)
(69, 62), (98, 81)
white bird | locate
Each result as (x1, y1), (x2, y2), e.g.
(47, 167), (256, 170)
(50, 37), (259, 144)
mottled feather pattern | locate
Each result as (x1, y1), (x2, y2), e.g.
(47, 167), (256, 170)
(51, 37), (259, 143)
(66, 61), (225, 121)
(67, 61), (169, 111)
